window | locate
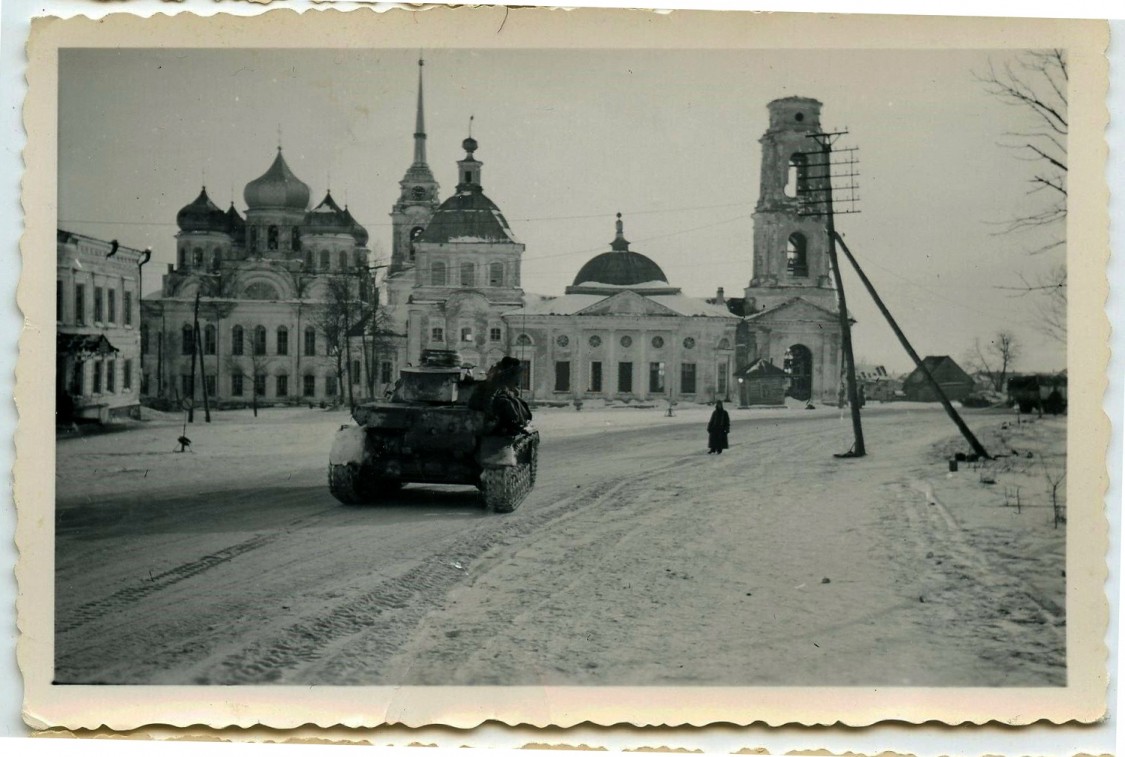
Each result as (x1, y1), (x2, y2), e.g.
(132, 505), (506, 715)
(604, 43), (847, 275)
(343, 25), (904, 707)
(339, 251), (349, 270)
(105, 359), (115, 393)
(556, 335), (569, 348)
(320, 250), (330, 271)
(204, 325), (216, 355)
(786, 233), (808, 277)
(141, 373), (149, 395)
(785, 153), (809, 198)
(489, 262), (504, 287)
(519, 362), (531, 392)
(232, 325), (244, 355)
(204, 374), (216, 397)
(303, 375), (316, 397)
(181, 374), (192, 399)
(105, 289), (115, 323)
(431, 327), (444, 342)
(516, 334), (532, 347)
(460, 262), (475, 287)
(140, 327), (148, 356)
(718, 337), (732, 350)
(94, 287), (104, 323)
(193, 247), (204, 267)
(490, 327), (502, 342)
(292, 227), (301, 252)
(72, 362), (84, 396)
(649, 362), (666, 393)
(683, 337), (696, 349)
(267, 226), (279, 250)
(589, 335), (602, 348)
(717, 359), (730, 396)
(681, 363), (697, 394)
(181, 325), (194, 355)
(355, 251), (365, 269)
(74, 284), (85, 325)
(651, 335), (664, 349)
(123, 291), (132, 326)
(123, 359), (133, 391)
(248, 227), (258, 252)
(231, 373), (244, 397)
(178, 247), (186, 268)
(554, 361), (571, 392)
(380, 361), (393, 384)
(351, 360), (361, 382)
(276, 375), (289, 397)
(277, 326), (289, 356)
(305, 249), (314, 269)
(620, 335), (632, 348)
(304, 327), (316, 356)
(461, 326), (473, 343)
(618, 362), (633, 393)
(589, 361), (603, 392)
(464, 171), (472, 184)
(210, 250), (222, 273)
(431, 261), (447, 286)
(253, 325), (267, 356)
(325, 375), (338, 397)
(254, 374), (267, 397)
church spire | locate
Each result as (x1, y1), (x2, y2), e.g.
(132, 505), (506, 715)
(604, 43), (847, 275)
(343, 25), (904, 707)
(413, 56), (427, 167)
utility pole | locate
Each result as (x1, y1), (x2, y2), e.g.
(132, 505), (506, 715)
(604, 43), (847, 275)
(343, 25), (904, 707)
(188, 291), (200, 423)
(833, 232), (991, 459)
(802, 130), (865, 457)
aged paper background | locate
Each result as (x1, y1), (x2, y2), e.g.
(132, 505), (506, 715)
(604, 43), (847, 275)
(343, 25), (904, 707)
(15, 6), (1111, 733)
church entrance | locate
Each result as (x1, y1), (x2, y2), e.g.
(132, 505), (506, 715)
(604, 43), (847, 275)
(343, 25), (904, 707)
(785, 344), (813, 401)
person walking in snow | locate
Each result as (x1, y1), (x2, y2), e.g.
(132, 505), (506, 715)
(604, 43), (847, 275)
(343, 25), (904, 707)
(707, 400), (730, 454)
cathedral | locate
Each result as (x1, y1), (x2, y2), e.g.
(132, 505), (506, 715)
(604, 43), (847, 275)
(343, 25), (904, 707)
(140, 58), (845, 410)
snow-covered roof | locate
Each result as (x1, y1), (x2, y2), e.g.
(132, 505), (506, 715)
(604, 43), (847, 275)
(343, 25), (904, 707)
(647, 294), (739, 318)
(503, 292), (738, 318)
(571, 280), (672, 291)
(505, 294), (604, 316)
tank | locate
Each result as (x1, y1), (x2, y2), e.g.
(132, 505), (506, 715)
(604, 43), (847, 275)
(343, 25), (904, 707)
(327, 349), (540, 512)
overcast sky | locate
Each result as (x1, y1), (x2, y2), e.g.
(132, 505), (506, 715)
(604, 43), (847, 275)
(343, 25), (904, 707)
(58, 47), (1066, 372)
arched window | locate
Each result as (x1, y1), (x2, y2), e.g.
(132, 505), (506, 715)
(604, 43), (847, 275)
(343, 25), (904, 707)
(339, 251), (349, 270)
(291, 227), (301, 252)
(409, 226), (425, 261)
(248, 226), (258, 252)
(181, 324), (194, 356)
(267, 225), (279, 250)
(460, 262), (475, 287)
(178, 247), (186, 268)
(354, 250), (365, 269)
(516, 334), (532, 347)
(243, 282), (278, 300)
(319, 250), (330, 271)
(277, 326), (289, 356)
(431, 261), (447, 286)
(717, 337), (732, 350)
(305, 248), (314, 269)
(192, 247), (204, 268)
(203, 324), (216, 355)
(489, 262), (504, 287)
(785, 153), (809, 198)
(786, 233), (808, 277)
(232, 325), (244, 355)
(210, 250), (222, 273)
(304, 327), (317, 356)
(253, 325), (267, 356)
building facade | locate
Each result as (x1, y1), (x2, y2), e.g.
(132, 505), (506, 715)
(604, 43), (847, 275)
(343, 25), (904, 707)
(141, 149), (378, 408)
(56, 230), (146, 421)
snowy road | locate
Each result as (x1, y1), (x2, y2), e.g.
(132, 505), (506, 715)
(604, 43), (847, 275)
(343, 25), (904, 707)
(54, 406), (1066, 686)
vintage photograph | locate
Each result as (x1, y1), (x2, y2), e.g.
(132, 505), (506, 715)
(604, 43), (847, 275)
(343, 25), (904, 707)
(19, 9), (1108, 730)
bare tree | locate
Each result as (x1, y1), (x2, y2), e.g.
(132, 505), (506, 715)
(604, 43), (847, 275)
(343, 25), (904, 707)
(968, 330), (1021, 392)
(978, 50), (1068, 340)
(225, 328), (271, 418)
(315, 275), (357, 409)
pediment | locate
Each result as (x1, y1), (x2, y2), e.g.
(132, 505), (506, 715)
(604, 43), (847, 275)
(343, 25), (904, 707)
(575, 290), (679, 317)
(749, 297), (838, 325)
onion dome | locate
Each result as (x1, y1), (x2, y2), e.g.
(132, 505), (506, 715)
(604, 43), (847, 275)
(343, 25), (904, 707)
(341, 205), (369, 247)
(224, 203), (246, 239)
(243, 148), (311, 211)
(176, 187), (228, 233)
(302, 190), (352, 236)
(570, 214), (669, 288)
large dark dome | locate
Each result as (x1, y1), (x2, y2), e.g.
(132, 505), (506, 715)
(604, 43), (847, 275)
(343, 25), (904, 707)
(571, 250), (669, 288)
(418, 189), (518, 244)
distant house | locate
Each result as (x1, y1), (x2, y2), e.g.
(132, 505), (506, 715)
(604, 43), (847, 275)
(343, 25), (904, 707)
(902, 355), (975, 402)
(736, 358), (789, 407)
(855, 364), (902, 403)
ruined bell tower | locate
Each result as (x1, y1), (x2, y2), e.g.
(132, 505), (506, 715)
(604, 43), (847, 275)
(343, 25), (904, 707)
(744, 96), (838, 314)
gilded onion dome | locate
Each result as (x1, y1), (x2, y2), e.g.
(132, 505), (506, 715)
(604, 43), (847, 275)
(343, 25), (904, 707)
(243, 148), (311, 211)
(176, 187), (228, 233)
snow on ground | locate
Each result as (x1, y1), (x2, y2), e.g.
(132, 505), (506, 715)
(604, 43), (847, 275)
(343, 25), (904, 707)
(53, 402), (1066, 686)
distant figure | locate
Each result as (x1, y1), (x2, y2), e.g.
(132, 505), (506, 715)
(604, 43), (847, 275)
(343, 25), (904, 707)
(470, 356), (532, 435)
(707, 400), (730, 454)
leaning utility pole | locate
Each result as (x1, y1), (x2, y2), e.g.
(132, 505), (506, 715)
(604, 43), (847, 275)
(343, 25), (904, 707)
(801, 130), (866, 458)
(833, 232), (991, 460)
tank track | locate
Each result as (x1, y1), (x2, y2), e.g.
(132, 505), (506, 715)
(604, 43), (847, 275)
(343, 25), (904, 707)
(480, 435), (539, 513)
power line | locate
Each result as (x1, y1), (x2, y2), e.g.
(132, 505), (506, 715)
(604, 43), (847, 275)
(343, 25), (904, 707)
(523, 213), (753, 263)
